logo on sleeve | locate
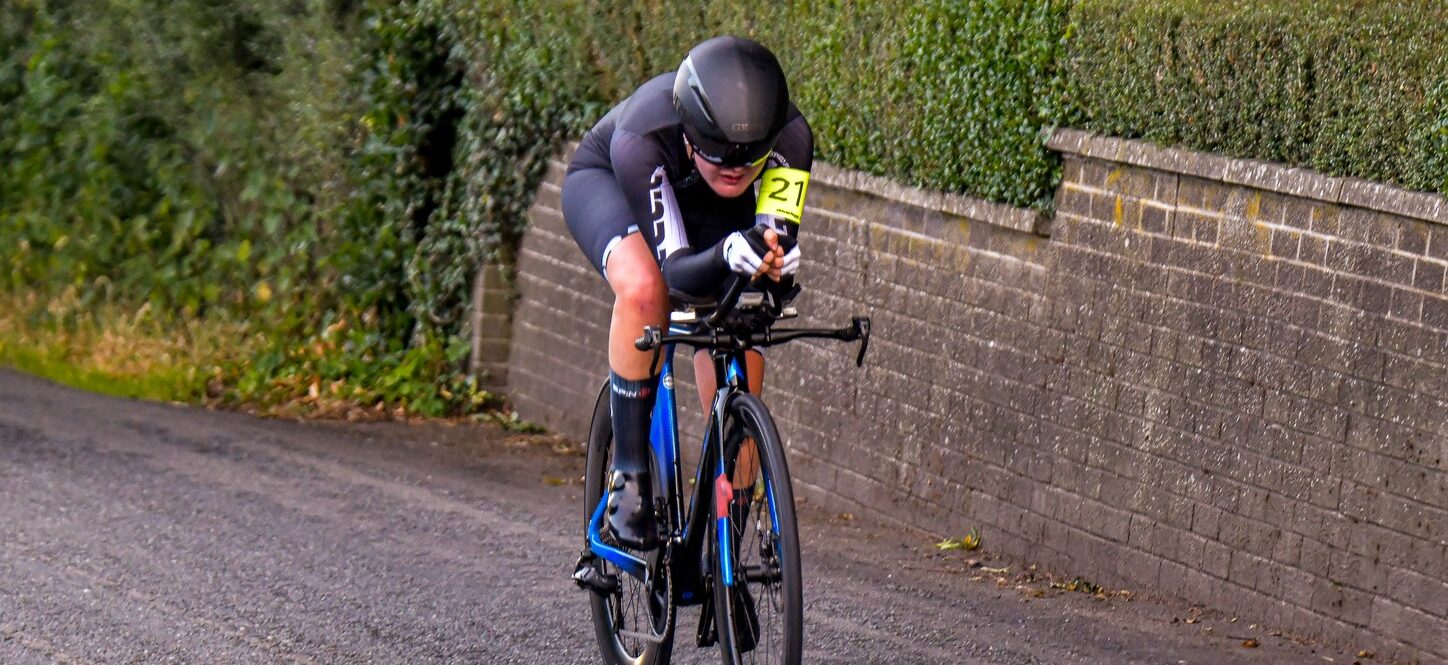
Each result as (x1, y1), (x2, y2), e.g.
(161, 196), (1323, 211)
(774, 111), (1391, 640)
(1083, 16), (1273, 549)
(649, 166), (687, 260)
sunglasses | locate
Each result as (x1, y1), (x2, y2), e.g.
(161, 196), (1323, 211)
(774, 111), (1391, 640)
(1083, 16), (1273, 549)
(686, 136), (772, 169)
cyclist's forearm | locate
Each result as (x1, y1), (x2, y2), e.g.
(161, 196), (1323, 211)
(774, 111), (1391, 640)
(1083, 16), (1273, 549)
(661, 244), (732, 299)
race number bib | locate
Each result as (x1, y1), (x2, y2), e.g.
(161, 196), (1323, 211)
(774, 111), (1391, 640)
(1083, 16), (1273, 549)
(755, 168), (810, 224)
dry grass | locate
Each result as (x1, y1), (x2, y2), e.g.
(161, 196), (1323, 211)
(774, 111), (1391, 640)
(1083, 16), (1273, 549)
(0, 291), (256, 403)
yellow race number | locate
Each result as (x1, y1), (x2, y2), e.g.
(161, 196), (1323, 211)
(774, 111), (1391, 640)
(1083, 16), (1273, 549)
(755, 168), (810, 224)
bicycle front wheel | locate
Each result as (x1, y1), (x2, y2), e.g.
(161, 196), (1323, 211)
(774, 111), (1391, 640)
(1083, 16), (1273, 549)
(710, 393), (803, 665)
(583, 382), (675, 665)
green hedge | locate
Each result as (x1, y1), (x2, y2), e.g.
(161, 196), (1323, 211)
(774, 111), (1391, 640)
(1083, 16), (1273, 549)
(587, 1), (1075, 208)
(1068, 0), (1448, 194)
(0, 1), (358, 318)
(4, 0), (1447, 413)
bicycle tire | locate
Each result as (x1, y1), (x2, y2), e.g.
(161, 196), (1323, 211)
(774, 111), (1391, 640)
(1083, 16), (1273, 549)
(710, 393), (803, 665)
(584, 382), (676, 665)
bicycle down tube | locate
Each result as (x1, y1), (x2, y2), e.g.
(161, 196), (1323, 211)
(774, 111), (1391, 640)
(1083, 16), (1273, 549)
(586, 334), (743, 587)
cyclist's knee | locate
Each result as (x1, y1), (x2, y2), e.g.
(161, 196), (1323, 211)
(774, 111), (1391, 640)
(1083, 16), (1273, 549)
(607, 240), (667, 317)
(611, 270), (667, 318)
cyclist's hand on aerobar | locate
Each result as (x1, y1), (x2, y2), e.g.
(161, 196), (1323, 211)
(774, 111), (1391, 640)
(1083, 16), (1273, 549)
(779, 234), (801, 277)
(723, 226), (794, 282)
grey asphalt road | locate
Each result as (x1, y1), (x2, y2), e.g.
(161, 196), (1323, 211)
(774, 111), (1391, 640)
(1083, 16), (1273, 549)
(0, 368), (1346, 664)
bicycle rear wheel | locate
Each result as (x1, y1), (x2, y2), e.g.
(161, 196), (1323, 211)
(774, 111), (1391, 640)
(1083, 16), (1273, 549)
(710, 393), (803, 665)
(583, 382), (676, 665)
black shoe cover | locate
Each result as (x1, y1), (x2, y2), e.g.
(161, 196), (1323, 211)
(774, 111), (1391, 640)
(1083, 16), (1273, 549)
(605, 469), (659, 550)
(727, 488), (760, 653)
(731, 582), (760, 653)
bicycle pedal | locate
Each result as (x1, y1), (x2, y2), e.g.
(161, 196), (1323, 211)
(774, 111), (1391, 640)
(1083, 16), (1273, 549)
(572, 554), (620, 595)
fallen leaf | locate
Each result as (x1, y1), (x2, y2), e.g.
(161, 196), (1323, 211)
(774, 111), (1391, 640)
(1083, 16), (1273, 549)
(1241, 639), (1259, 648)
(551, 440), (584, 456)
(935, 529), (982, 551)
(1051, 577), (1105, 595)
(1356, 651), (1374, 659)
(1184, 618), (1199, 624)
(981, 566), (1009, 575)
(961, 528), (981, 550)
(542, 476), (569, 486)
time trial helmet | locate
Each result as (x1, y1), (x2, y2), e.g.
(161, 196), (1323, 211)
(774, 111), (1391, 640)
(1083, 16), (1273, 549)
(673, 36), (789, 168)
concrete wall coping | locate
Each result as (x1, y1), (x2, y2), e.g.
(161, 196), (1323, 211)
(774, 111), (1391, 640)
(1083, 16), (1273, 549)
(809, 162), (1052, 237)
(553, 141), (1051, 237)
(1048, 128), (1448, 227)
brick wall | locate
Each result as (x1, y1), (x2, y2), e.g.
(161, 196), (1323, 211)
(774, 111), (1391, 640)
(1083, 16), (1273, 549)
(501, 132), (1447, 662)
(469, 259), (514, 389)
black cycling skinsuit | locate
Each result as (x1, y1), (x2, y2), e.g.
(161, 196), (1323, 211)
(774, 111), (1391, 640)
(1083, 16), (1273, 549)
(562, 73), (813, 299)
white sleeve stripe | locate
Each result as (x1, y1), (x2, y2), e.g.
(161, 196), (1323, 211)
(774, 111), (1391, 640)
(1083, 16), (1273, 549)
(650, 165), (689, 259)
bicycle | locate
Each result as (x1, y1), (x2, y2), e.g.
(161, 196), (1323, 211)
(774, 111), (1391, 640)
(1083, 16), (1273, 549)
(573, 274), (870, 665)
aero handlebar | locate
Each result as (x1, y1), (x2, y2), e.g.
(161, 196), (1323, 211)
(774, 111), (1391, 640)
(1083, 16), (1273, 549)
(635, 315), (872, 368)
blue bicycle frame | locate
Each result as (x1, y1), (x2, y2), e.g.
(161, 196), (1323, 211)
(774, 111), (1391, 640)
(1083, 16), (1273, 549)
(586, 333), (754, 593)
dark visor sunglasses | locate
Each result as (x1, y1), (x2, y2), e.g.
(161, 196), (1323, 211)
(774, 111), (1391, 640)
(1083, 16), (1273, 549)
(687, 135), (773, 169)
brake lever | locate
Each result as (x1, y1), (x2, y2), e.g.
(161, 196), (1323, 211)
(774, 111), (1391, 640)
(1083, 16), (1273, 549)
(634, 326), (662, 351)
(852, 317), (871, 367)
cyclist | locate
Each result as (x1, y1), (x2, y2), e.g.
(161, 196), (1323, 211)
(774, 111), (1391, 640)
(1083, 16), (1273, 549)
(562, 35), (813, 550)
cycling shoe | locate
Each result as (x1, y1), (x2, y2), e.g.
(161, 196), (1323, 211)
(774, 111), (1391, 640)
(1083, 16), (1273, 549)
(727, 489), (760, 653)
(605, 469), (659, 550)
(731, 582), (760, 653)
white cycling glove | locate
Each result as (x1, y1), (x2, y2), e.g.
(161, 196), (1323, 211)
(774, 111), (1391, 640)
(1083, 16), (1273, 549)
(780, 244), (801, 276)
(722, 230), (768, 277)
